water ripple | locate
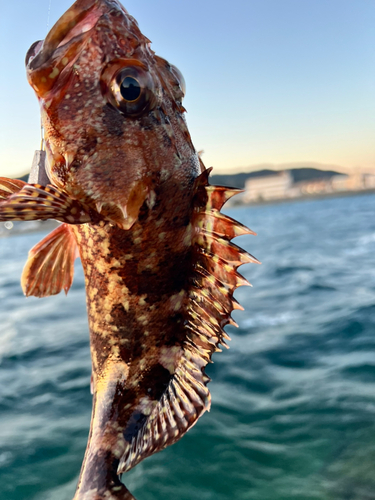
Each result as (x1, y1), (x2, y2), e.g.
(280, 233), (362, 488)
(0, 195), (375, 499)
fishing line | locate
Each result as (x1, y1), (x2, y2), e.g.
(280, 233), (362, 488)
(40, 124), (45, 151)
(40, 0), (52, 151)
(46, 0), (52, 30)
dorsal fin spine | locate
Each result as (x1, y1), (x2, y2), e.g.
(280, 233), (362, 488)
(190, 289), (226, 315)
(194, 210), (256, 238)
(204, 185), (243, 210)
(190, 301), (223, 330)
(196, 244), (259, 267)
(117, 171), (258, 476)
(185, 341), (212, 363)
(196, 234), (260, 265)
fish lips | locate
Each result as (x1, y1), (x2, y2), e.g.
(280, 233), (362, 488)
(25, 0), (127, 95)
(27, 0), (100, 69)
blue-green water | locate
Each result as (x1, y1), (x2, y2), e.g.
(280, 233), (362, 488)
(1, 194), (375, 500)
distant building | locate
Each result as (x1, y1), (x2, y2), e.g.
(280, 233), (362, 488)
(328, 173), (375, 192)
(239, 168), (375, 206)
(331, 174), (349, 191)
(296, 178), (333, 195)
(332, 173), (375, 191)
(346, 173), (365, 190)
(363, 173), (375, 189)
(244, 171), (293, 202)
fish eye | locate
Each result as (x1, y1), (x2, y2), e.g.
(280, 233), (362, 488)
(120, 76), (141, 102)
(101, 62), (158, 118)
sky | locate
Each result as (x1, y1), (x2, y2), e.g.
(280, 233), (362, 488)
(0, 0), (374, 177)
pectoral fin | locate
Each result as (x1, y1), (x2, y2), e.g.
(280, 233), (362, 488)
(0, 179), (95, 224)
(0, 177), (27, 199)
(21, 223), (79, 297)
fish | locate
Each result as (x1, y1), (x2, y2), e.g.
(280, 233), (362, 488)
(0, 1), (259, 498)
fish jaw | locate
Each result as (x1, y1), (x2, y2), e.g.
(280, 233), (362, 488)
(26, 0), (141, 97)
(26, 1), (103, 95)
(25, 0), (194, 230)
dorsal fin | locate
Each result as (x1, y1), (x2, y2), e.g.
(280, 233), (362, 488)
(117, 169), (259, 474)
(21, 223), (79, 297)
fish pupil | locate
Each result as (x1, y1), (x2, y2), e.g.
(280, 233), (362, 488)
(120, 77), (141, 101)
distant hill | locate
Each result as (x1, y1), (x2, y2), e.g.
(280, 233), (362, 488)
(290, 168), (343, 183)
(210, 167), (343, 189)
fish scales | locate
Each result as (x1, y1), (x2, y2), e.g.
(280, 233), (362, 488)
(0, 1), (259, 498)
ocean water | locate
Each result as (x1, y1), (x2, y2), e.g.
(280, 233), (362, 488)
(1, 194), (375, 500)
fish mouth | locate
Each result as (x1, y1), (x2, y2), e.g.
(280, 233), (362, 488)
(27, 0), (101, 70)
(26, 0), (127, 93)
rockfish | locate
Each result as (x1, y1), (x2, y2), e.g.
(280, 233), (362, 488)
(0, 1), (258, 498)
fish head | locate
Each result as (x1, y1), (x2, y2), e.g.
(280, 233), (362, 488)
(26, 0), (197, 229)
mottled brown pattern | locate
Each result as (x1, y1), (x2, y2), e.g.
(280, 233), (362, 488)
(0, 2), (258, 499)
(70, 177), (196, 498)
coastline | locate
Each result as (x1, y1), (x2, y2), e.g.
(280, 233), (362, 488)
(230, 187), (375, 208)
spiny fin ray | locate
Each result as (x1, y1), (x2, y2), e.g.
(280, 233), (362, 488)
(118, 355), (210, 474)
(194, 210), (256, 239)
(116, 168), (257, 475)
(0, 177), (27, 199)
(196, 235), (260, 266)
(204, 185), (243, 210)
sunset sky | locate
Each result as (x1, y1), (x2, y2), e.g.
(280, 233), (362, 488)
(0, 0), (374, 177)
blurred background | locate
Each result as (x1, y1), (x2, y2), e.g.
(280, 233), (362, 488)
(1, 1), (375, 499)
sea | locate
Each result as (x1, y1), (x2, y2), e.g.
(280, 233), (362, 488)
(0, 193), (375, 500)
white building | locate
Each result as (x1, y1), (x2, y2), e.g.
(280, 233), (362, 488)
(244, 171), (293, 202)
(363, 173), (375, 189)
(331, 174), (349, 191)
